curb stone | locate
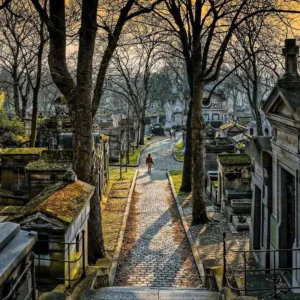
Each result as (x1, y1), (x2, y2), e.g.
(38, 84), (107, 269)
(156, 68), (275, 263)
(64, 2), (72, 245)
(173, 138), (184, 163)
(109, 169), (138, 285)
(173, 148), (184, 163)
(167, 171), (206, 285)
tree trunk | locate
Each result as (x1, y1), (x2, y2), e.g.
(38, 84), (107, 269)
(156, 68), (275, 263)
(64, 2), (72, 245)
(21, 96), (28, 120)
(12, 65), (20, 117)
(45, 0), (105, 263)
(254, 107), (263, 136)
(136, 122), (140, 149)
(191, 80), (208, 225)
(73, 91), (105, 263)
(180, 100), (192, 192)
(139, 113), (146, 145)
(29, 90), (38, 147)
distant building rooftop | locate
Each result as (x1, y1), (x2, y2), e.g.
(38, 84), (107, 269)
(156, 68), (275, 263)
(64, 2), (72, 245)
(219, 122), (246, 131)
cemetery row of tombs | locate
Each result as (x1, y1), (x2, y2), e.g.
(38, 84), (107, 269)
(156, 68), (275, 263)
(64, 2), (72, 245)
(204, 39), (300, 292)
(0, 85), (141, 299)
(0, 134), (110, 299)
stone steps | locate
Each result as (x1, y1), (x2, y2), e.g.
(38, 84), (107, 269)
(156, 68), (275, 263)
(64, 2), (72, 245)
(86, 287), (220, 300)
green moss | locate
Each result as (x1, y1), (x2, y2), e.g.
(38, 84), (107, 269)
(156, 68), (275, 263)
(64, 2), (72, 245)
(36, 181), (94, 223)
(212, 181), (218, 188)
(10, 134), (30, 144)
(100, 134), (110, 142)
(26, 150), (73, 171)
(26, 160), (71, 171)
(41, 150), (73, 161)
(0, 206), (22, 215)
(0, 147), (46, 155)
(14, 181), (95, 224)
(217, 154), (251, 165)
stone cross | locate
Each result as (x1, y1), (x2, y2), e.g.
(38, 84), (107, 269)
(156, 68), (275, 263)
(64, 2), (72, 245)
(282, 39), (299, 75)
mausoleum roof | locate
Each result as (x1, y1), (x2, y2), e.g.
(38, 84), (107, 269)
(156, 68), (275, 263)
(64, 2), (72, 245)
(219, 122), (246, 131)
(12, 180), (94, 225)
(0, 147), (46, 156)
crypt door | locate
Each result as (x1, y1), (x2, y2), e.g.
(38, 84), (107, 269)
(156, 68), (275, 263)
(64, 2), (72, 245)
(286, 172), (295, 271)
(280, 168), (296, 273)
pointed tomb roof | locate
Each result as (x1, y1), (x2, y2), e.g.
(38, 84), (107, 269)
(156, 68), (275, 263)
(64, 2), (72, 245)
(262, 39), (300, 122)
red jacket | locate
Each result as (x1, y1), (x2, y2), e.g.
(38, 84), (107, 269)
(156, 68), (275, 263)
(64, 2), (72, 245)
(146, 157), (153, 164)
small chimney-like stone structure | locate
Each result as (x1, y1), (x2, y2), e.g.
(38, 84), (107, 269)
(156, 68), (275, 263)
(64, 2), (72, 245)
(282, 39), (299, 76)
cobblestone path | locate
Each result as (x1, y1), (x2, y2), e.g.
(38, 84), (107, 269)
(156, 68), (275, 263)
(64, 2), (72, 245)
(114, 137), (202, 288)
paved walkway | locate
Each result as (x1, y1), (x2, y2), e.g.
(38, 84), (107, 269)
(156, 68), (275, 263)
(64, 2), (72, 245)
(114, 137), (202, 288)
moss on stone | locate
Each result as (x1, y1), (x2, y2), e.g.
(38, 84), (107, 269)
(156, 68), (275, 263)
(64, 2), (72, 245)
(212, 181), (218, 188)
(13, 181), (95, 224)
(26, 160), (71, 171)
(10, 134), (30, 144)
(217, 154), (251, 165)
(0, 205), (22, 215)
(100, 134), (110, 142)
(0, 147), (46, 155)
(26, 150), (73, 171)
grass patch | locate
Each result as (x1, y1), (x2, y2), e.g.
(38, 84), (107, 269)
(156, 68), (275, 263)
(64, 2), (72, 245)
(169, 170), (183, 194)
(111, 144), (146, 166)
(169, 170), (192, 197)
(111, 136), (164, 166)
(109, 168), (136, 182)
(174, 142), (184, 161)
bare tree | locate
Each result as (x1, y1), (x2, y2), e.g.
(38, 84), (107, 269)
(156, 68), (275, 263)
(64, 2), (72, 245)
(156, 0), (300, 224)
(107, 29), (163, 145)
(227, 16), (284, 134)
(0, 6), (33, 117)
(0, 1), (48, 147)
(30, 0), (162, 263)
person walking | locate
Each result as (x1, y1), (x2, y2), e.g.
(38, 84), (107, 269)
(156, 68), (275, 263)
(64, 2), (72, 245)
(146, 154), (154, 174)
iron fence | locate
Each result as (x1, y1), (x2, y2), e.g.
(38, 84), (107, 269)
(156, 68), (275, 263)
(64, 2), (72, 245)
(36, 229), (86, 290)
(222, 232), (300, 299)
(3, 253), (36, 300)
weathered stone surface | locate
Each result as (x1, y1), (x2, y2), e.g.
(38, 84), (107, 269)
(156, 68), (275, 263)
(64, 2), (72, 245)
(234, 297), (258, 300)
(39, 292), (67, 300)
(0, 222), (19, 250)
(87, 287), (219, 300)
(0, 222), (37, 286)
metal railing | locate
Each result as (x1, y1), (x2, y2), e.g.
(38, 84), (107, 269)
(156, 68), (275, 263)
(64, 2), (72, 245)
(36, 229), (86, 290)
(3, 252), (36, 300)
(222, 232), (300, 298)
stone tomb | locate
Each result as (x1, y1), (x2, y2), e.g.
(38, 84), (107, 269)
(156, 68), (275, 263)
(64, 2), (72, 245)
(259, 39), (300, 289)
(205, 137), (235, 172)
(217, 153), (252, 230)
(26, 150), (73, 199)
(0, 222), (37, 300)
(10, 180), (94, 289)
(246, 136), (272, 268)
(0, 148), (45, 195)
